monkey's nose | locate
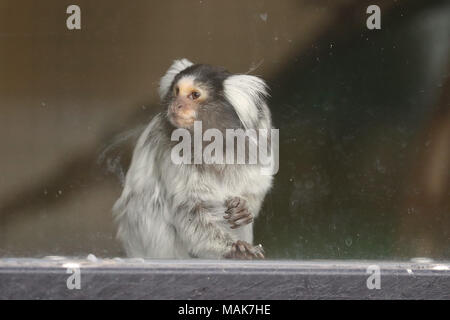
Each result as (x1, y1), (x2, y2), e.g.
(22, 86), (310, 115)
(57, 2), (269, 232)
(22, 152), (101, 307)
(170, 104), (183, 113)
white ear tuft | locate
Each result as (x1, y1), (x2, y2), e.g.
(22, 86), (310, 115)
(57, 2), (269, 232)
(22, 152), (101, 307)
(223, 75), (269, 129)
(158, 59), (194, 99)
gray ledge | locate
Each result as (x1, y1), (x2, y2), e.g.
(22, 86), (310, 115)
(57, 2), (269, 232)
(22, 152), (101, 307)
(0, 258), (449, 299)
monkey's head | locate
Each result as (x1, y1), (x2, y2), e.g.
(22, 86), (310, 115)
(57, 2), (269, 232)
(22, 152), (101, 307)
(159, 59), (270, 132)
(164, 63), (240, 131)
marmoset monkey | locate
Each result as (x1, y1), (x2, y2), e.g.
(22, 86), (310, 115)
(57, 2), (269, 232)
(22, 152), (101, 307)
(113, 59), (274, 259)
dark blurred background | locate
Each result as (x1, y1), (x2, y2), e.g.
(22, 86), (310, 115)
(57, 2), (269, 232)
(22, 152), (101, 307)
(0, 0), (449, 259)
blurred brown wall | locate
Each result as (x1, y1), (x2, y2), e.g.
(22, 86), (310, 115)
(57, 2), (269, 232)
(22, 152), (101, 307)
(0, 0), (360, 256)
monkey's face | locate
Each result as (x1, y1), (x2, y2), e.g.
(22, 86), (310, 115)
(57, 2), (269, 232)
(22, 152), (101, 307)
(165, 64), (241, 132)
(167, 76), (209, 129)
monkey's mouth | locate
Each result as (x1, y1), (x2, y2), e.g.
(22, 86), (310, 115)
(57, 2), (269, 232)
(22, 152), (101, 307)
(168, 112), (196, 129)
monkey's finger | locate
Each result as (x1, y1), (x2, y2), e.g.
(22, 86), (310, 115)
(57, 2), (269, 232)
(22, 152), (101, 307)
(228, 212), (251, 223)
(227, 197), (248, 211)
(249, 248), (264, 259)
(235, 199), (248, 210)
(225, 206), (247, 217)
(230, 207), (250, 216)
(255, 252), (265, 259)
(224, 216), (253, 229)
(225, 246), (238, 259)
(250, 244), (265, 259)
(225, 205), (246, 215)
(244, 242), (256, 251)
(230, 217), (254, 229)
(241, 216), (254, 225)
(225, 197), (240, 209)
(240, 247), (253, 259)
(230, 214), (253, 224)
(237, 242), (246, 253)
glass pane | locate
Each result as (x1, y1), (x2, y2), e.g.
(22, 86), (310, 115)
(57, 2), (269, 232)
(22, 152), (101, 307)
(0, 0), (449, 260)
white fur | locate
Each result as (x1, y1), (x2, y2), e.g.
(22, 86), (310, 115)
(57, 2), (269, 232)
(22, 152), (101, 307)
(223, 75), (269, 129)
(158, 58), (194, 99)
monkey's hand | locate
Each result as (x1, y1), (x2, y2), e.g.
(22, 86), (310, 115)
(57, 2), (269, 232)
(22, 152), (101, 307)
(224, 197), (254, 229)
(224, 240), (265, 260)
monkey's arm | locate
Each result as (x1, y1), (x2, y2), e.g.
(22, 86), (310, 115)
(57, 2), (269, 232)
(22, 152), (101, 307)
(171, 201), (233, 258)
(172, 201), (263, 259)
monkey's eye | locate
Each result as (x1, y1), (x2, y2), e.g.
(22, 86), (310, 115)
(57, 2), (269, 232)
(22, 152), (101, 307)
(190, 91), (201, 100)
